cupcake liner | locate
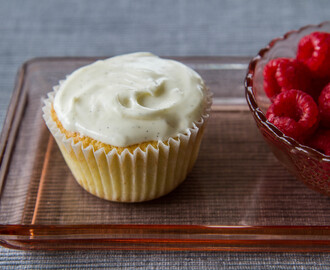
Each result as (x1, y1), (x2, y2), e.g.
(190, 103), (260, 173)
(42, 87), (211, 202)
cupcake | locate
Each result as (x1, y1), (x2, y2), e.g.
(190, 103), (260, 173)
(43, 52), (211, 202)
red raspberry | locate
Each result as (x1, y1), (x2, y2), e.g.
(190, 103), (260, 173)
(266, 89), (319, 142)
(306, 129), (330, 156)
(263, 58), (312, 101)
(297, 32), (330, 78)
(318, 82), (330, 128)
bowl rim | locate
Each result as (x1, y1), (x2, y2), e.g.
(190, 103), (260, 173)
(244, 21), (330, 161)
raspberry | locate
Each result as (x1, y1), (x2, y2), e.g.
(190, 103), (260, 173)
(306, 129), (330, 156)
(318, 82), (330, 128)
(297, 32), (330, 78)
(266, 89), (319, 142)
(263, 58), (312, 101)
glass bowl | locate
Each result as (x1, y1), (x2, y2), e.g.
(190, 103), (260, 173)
(245, 21), (330, 196)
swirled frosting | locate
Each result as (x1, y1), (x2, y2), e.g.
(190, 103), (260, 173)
(53, 52), (206, 147)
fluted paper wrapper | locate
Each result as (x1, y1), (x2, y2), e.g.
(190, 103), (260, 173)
(42, 88), (211, 202)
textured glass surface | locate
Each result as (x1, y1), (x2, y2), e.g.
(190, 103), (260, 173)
(0, 57), (329, 251)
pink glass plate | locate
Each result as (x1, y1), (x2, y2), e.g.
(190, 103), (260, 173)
(0, 57), (330, 251)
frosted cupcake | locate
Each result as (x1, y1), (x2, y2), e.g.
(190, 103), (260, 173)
(43, 52), (211, 202)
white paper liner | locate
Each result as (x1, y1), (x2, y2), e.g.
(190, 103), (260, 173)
(42, 86), (211, 202)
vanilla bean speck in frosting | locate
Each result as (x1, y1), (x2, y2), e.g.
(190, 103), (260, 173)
(53, 52), (206, 147)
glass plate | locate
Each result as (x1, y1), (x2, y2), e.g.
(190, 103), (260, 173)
(0, 57), (329, 251)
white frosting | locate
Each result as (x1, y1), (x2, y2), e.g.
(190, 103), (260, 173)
(54, 52), (206, 147)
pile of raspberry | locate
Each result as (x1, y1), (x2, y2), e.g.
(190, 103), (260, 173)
(263, 31), (330, 156)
